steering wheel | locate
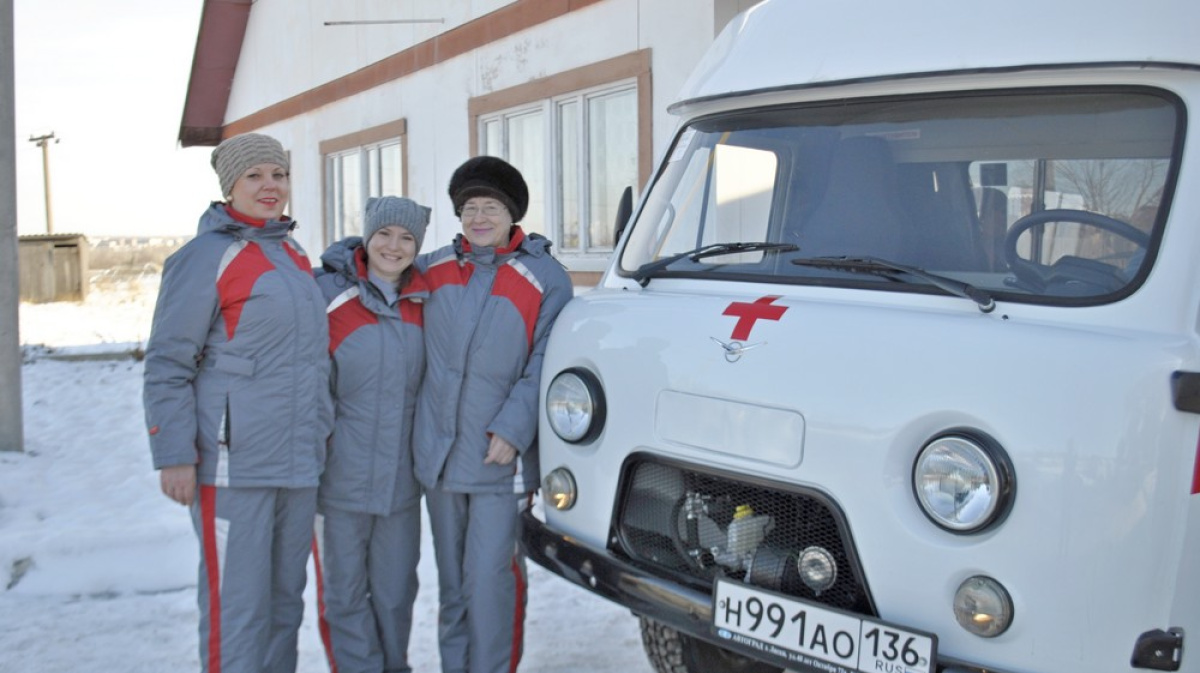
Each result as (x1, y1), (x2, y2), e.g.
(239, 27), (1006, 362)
(1003, 209), (1149, 293)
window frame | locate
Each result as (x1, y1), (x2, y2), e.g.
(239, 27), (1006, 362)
(320, 119), (408, 246)
(468, 50), (652, 276)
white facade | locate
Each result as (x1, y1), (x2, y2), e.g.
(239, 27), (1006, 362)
(205, 0), (758, 275)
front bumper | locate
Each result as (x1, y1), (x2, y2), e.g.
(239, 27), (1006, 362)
(520, 509), (1015, 673)
(520, 508), (716, 635)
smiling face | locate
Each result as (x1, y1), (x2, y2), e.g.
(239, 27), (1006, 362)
(366, 225), (418, 283)
(459, 196), (513, 249)
(228, 163), (289, 220)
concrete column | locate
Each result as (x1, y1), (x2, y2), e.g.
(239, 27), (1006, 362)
(0, 0), (24, 452)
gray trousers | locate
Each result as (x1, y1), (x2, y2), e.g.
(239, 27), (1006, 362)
(425, 488), (528, 673)
(314, 498), (422, 673)
(192, 485), (317, 673)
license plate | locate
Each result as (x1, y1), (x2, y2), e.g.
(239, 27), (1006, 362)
(712, 578), (937, 673)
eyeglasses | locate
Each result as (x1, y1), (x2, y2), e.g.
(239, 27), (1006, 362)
(460, 204), (507, 219)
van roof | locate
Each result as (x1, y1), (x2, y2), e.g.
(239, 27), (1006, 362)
(675, 0), (1199, 111)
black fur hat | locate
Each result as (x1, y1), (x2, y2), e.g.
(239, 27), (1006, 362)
(447, 156), (529, 223)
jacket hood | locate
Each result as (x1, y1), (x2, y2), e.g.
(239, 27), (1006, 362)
(197, 201), (296, 238)
(320, 236), (364, 280)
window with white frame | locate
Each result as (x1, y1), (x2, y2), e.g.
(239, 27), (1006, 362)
(478, 81), (637, 256)
(321, 120), (407, 243)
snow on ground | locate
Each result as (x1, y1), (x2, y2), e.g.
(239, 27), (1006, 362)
(1, 274), (652, 673)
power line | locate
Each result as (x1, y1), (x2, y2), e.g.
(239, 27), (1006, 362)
(324, 19), (445, 26)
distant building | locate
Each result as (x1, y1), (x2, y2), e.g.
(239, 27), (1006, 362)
(179, 0), (759, 285)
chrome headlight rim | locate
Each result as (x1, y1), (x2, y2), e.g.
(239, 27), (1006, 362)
(912, 429), (1015, 535)
(545, 367), (607, 444)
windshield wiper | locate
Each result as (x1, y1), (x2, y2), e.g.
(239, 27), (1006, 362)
(791, 255), (996, 313)
(632, 242), (799, 287)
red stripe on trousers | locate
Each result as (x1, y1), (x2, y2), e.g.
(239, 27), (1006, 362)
(200, 485), (222, 673)
(509, 554), (527, 673)
(312, 535), (338, 673)
(1193, 432), (1200, 495)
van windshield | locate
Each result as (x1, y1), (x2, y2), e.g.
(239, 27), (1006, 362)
(619, 89), (1179, 304)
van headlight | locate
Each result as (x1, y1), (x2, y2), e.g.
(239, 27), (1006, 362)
(545, 368), (606, 443)
(913, 431), (1014, 533)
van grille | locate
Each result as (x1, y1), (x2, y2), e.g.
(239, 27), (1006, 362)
(613, 456), (874, 614)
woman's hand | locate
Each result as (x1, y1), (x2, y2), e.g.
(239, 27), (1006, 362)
(160, 464), (197, 506)
(484, 434), (518, 466)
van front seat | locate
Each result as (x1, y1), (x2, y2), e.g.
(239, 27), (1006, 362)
(795, 135), (910, 260)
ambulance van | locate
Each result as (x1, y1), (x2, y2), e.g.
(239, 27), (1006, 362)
(521, 0), (1200, 671)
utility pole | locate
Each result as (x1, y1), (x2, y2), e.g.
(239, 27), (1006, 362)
(28, 131), (56, 234)
(0, 0), (23, 452)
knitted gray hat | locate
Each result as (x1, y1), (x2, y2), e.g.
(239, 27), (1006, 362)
(211, 133), (290, 197)
(364, 196), (431, 251)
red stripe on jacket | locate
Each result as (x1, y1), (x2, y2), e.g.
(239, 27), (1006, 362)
(399, 300), (423, 327)
(399, 268), (429, 328)
(216, 243), (275, 341)
(491, 264), (542, 351)
(283, 241), (315, 276)
(424, 255), (472, 291)
(327, 296), (379, 354)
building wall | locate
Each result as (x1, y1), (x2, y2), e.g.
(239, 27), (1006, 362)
(220, 0), (726, 262)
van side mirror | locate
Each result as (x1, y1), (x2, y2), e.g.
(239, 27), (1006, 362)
(614, 186), (634, 246)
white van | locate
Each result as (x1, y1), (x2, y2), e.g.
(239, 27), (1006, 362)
(520, 1), (1200, 672)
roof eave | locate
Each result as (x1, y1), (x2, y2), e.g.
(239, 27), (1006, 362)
(178, 0), (253, 148)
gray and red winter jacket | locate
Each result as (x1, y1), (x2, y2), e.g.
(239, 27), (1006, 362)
(315, 237), (428, 515)
(413, 227), (572, 494)
(143, 202), (333, 488)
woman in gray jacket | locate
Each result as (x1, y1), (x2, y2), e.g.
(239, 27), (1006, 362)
(415, 157), (573, 673)
(143, 132), (333, 673)
(312, 196), (431, 673)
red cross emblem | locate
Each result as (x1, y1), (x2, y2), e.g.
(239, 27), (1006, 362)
(722, 295), (788, 341)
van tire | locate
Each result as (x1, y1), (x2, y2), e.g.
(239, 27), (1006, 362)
(638, 616), (783, 673)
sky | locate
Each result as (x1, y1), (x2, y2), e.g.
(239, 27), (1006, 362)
(13, 0), (216, 238)
(4, 277), (658, 672)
